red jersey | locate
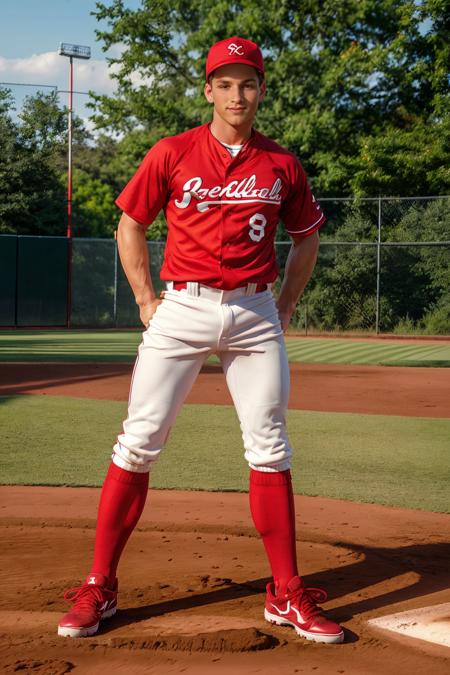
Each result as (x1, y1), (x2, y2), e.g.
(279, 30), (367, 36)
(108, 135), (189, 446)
(116, 123), (325, 290)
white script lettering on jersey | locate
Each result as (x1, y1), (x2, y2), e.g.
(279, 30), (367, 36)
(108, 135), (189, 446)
(174, 175), (283, 212)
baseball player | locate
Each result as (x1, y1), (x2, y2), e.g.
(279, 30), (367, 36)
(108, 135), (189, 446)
(58, 36), (344, 644)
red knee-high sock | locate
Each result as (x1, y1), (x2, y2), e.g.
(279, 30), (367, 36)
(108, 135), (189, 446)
(91, 462), (149, 586)
(249, 468), (298, 595)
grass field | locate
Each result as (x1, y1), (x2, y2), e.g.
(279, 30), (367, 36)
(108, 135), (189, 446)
(1, 395), (448, 512)
(1, 330), (449, 366)
(1, 331), (448, 513)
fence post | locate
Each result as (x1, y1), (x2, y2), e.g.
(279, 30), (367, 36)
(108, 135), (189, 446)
(66, 237), (72, 328)
(305, 297), (308, 335)
(14, 235), (19, 328)
(375, 197), (382, 334)
(113, 232), (118, 327)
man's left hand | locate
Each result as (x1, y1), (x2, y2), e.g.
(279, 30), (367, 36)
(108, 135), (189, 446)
(276, 304), (294, 333)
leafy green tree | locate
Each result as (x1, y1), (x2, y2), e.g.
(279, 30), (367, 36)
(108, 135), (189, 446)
(350, 116), (450, 197)
(70, 168), (118, 237)
(0, 89), (23, 233)
(92, 0), (449, 196)
(0, 89), (124, 237)
(19, 89), (91, 175)
(75, 129), (169, 238)
(300, 207), (379, 331)
(19, 90), (67, 154)
(292, 198), (450, 333)
(382, 198), (450, 332)
(0, 89), (67, 235)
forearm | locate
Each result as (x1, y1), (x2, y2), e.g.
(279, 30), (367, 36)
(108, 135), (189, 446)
(277, 232), (319, 329)
(117, 213), (156, 307)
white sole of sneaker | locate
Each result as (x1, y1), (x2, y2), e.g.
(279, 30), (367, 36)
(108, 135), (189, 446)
(264, 608), (344, 644)
(58, 606), (117, 638)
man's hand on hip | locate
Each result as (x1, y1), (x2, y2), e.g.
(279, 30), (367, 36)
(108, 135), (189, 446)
(276, 304), (295, 333)
(140, 297), (163, 327)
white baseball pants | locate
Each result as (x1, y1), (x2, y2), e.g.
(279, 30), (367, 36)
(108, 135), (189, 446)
(112, 284), (292, 474)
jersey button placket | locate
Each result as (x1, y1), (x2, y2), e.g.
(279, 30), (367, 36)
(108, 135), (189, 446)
(219, 196), (226, 285)
(220, 162), (232, 287)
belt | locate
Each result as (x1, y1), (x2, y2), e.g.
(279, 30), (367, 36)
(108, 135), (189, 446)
(172, 282), (267, 293)
(167, 281), (269, 299)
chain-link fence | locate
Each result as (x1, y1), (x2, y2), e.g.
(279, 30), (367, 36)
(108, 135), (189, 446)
(283, 196), (450, 334)
(71, 239), (166, 327)
(1, 196), (449, 333)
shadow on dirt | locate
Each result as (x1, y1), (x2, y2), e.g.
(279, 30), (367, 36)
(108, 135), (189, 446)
(104, 541), (450, 639)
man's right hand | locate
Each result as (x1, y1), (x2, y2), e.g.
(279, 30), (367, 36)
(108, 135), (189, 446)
(117, 212), (162, 328)
(139, 297), (163, 327)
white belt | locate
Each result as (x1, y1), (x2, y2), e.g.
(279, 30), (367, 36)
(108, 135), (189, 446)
(166, 281), (271, 302)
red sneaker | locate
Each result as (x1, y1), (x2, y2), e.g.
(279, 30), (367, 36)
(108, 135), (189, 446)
(58, 573), (118, 638)
(264, 576), (344, 644)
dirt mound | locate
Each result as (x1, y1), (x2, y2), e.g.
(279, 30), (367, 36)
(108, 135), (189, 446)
(3, 660), (75, 674)
(1, 487), (450, 673)
(106, 628), (279, 652)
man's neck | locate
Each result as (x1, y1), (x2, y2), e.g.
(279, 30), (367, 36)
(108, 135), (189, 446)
(209, 116), (252, 146)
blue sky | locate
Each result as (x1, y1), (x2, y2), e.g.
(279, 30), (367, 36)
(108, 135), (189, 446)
(0, 0), (141, 126)
(1, 0), (113, 60)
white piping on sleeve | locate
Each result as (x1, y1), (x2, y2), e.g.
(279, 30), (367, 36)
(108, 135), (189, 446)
(285, 212), (325, 234)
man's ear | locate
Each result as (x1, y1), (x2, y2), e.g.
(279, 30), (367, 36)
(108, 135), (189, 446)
(204, 81), (214, 104)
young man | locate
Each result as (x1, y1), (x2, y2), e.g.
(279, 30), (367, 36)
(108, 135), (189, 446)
(58, 36), (344, 644)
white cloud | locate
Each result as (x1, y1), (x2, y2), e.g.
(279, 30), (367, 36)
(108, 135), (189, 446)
(0, 50), (153, 95)
(0, 50), (153, 128)
(0, 51), (118, 96)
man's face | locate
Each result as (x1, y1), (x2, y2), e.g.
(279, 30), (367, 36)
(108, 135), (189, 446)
(204, 63), (266, 128)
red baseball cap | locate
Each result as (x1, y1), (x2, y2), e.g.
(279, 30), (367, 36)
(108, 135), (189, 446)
(205, 36), (264, 80)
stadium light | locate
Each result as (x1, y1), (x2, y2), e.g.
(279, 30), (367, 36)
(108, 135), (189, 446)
(59, 43), (91, 328)
(58, 43), (91, 60)
(58, 43), (91, 239)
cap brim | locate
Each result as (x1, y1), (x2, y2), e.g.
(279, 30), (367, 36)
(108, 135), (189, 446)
(206, 58), (264, 80)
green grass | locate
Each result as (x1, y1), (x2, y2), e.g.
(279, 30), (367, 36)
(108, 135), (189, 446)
(285, 338), (450, 367)
(1, 395), (448, 512)
(0, 330), (140, 363)
(0, 330), (449, 366)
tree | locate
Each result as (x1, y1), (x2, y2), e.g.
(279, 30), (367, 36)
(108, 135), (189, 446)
(71, 168), (118, 237)
(91, 0), (449, 196)
(19, 90), (67, 155)
(0, 89), (23, 233)
(290, 197), (450, 334)
(0, 89), (67, 235)
(382, 198), (450, 333)
(0, 89), (122, 237)
(350, 115), (450, 196)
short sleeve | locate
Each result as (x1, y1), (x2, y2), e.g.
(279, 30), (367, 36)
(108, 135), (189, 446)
(115, 140), (170, 226)
(280, 159), (326, 240)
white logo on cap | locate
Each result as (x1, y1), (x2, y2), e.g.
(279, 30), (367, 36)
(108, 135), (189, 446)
(228, 43), (244, 56)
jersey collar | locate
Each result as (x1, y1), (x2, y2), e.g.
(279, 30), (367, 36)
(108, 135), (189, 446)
(206, 123), (256, 165)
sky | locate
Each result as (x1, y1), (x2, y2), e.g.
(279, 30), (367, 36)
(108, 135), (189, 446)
(0, 0), (141, 128)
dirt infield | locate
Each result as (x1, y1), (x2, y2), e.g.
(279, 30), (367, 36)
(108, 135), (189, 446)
(1, 362), (449, 673)
(1, 487), (449, 674)
(1, 361), (449, 416)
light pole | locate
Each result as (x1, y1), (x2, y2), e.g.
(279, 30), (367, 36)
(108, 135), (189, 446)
(58, 43), (91, 238)
(58, 43), (90, 328)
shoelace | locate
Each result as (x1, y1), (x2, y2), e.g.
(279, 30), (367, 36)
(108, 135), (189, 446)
(292, 586), (328, 620)
(64, 584), (114, 611)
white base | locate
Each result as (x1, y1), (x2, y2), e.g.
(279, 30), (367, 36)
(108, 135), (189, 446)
(368, 603), (450, 648)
